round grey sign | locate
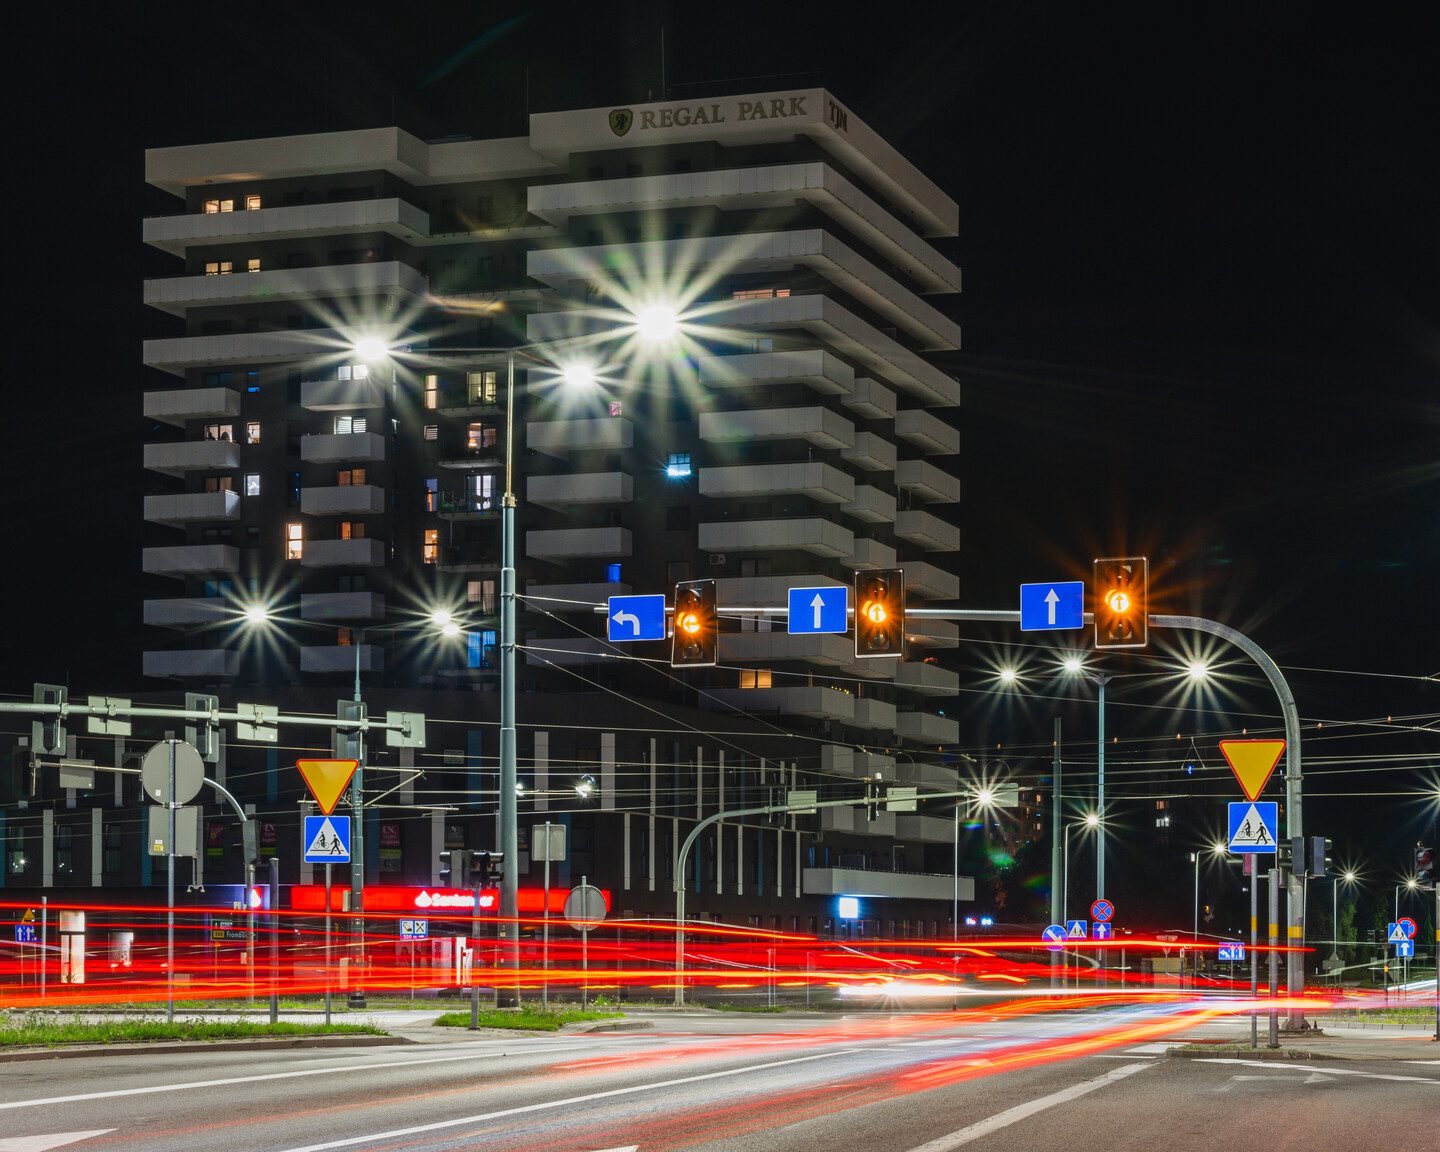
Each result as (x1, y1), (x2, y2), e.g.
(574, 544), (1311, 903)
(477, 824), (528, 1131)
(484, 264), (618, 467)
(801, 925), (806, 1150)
(141, 740), (205, 805)
(563, 883), (607, 931)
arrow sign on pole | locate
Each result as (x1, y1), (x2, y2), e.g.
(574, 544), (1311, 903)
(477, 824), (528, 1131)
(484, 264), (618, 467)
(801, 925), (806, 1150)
(787, 586), (847, 634)
(296, 759), (358, 816)
(1219, 739), (1286, 801)
(606, 594), (666, 641)
(1019, 582), (1084, 631)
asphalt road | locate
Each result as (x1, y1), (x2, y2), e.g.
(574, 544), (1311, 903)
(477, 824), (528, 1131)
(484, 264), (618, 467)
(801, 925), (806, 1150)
(2, 1010), (1438, 1152)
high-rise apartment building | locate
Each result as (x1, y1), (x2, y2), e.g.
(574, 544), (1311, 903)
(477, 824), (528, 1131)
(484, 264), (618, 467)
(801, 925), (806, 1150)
(126, 89), (972, 933)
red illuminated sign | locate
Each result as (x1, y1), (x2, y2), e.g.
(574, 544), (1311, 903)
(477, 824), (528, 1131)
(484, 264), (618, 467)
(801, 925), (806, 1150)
(289, 886), (609, 915)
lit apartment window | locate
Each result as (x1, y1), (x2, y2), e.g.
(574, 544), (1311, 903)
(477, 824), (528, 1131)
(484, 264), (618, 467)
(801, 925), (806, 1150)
(334, 415), (367, 434)
(609, 401), (623, 417)
(466, 370), (497, 405)
(244, 474), (260, 496)
(732, 288), (790, 300)
(246, 421), (260, 444)
(247, 258), (260, 272)
(336, 628), (354, 647)
(285, 523), (303, 560)
(467, 423), (496, 451)
(336, 468), (366, 486)
(467, 630), (497, 669)
(203, 476), (233, 493)
(467, 579), (496, 612)
(468, 472), (496, 509)
(738, 669), (773, 689)
(423, 528), (439, 564)
(203, 199), (234, 213)
(337, 364), (369, 380)
(204, 261), (234, 275)
(245, 195), (261, 210)
(423, 425), (438, 441)
(203, 423), (233, 442)
(338, 521), (365, 540)
(425, 477), (438, 512)
(423, 374), (438, 409)
(666, 452), (691, 478)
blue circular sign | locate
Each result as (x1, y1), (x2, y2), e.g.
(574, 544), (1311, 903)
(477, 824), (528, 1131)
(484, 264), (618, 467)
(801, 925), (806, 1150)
(1042, 924), (1066, 952)
(1091, 899), (1114, 923)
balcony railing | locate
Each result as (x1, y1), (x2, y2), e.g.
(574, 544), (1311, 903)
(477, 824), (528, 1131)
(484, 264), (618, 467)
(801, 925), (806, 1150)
(436, 492), (501, 516)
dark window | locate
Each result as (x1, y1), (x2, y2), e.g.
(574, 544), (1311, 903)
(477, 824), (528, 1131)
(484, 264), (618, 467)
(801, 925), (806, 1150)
(665, 506), (690, 531)
(288, 472), (301, 507)
(103, 824), (122, 875)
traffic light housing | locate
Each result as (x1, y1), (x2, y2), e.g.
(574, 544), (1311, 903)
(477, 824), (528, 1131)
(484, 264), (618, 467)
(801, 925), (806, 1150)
(854, 568), (904, 659)
(470, 850), (504, 884)
(1093, 557), (1148, 649)
(1309, 836), (1332, 879)
(438, 850), (456, 886)
(671, 580), (718, 667)
(1417, 842), (1434, 886)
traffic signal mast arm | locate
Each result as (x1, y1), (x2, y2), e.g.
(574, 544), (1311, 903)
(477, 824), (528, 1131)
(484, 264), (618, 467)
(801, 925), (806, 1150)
(0, 699), (425, 742)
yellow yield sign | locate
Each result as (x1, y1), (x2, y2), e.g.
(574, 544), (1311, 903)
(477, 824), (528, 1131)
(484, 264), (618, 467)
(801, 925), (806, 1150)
(1219, 740), (1285, 802)
(296, 759), (359, 816)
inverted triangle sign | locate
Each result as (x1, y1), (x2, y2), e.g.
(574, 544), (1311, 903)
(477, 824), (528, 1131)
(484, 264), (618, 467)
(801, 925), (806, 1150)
(296, 758), (358, 815)
(1219, 739), (1285, 802)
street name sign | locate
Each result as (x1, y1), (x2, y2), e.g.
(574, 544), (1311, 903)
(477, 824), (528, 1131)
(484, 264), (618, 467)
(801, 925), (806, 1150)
(303, 814), (351, 863)
(296, 759), (358, 816)
(607, 594), (666, 641)
(1093, 923), (1113, 941)
(1019, 582), (1084, 631)
(1066, 919), (1089, 939)
(1218, 942), (1245, 961)
(1227, 801), (1278, 853)
(1091, 899), (1114, 923)
(1042, 925), (1066, 951)
(787, 585), (848, 634)
(1219, 739), (1286, 801)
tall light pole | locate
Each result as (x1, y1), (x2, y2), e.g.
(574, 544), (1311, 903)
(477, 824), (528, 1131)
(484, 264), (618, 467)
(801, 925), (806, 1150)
(1062, 661), (1111, 901)
(1061, 812), (1100, 924)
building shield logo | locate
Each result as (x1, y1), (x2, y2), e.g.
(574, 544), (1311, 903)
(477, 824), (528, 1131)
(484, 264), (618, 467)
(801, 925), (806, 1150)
(609, 108), (633, 137)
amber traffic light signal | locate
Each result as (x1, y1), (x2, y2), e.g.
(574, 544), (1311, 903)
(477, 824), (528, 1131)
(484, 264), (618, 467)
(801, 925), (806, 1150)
(670, 579), (718, 667)
(854, 568), (905, 659)
(1093, 557), (1147, 649)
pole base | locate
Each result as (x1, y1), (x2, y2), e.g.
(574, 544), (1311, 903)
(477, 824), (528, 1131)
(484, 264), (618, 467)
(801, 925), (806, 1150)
(346, 992), (367, 1009)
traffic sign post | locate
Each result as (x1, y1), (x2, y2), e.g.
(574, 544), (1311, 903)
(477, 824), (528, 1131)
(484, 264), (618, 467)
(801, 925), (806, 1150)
(787, 586), (847, 634)
(564, 877), (607, 1008)
(607, 594), (666, 642)
(1019, 582), (1084, 631)
(1228, 801), (1279, 853)
(399, 919), (429, 939)
(1396, 940), (1415, 959)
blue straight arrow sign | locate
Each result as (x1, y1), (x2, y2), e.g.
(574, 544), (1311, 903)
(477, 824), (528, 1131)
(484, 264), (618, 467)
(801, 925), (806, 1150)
(1020, 582), (1084, 631)
(787, 586), (848, 634)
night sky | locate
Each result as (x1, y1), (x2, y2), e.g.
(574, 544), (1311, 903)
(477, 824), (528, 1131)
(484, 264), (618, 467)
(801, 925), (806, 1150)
(3, 3), (1436, 905)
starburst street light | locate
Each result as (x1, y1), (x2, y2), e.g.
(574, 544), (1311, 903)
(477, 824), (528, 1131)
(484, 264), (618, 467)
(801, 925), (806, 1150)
(1185, 661), (1209, 681)
(1062, 656), (1085, 674)
(997, 667), (1018, 685)
(634, 303), (680, 343)
(352, 336), (389, 362)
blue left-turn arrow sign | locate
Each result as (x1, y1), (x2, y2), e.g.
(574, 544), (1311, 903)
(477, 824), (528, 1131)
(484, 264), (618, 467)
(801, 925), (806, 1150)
(607, 594), (667, 642)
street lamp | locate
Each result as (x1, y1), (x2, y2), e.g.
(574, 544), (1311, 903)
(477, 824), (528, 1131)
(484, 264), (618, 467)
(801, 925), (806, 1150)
(1060, 812), (1100, 923)
(1192, 841), (1227, 942)
(1062, 662), (1112, 902)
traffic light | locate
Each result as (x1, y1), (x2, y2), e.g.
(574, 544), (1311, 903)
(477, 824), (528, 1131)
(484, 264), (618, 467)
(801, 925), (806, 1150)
(1309, 836), (1332, 880)
(31, 683), (67, 757)
(854, 568), (904, 659)
(671, 580), (718, 667)
(1093, 557), (1148, 649)
(1417, 843), (1434, 886)
(470, 850), (504, 883)
(438, 850), (456, 886)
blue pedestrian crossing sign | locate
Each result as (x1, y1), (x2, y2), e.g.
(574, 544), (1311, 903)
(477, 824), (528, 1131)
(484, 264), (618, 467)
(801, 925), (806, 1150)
(1093, 922), (1112, 941)
(1066, 919), (1089, 940)
(1218, 942), (1245, 961)
(303, 815), (351, 863)
(1395, 940), (1415, 959)
(1227, 801), (1278, 853)
(1019, 582), (1084, 631)
(1042, 925), (1067, 951)
(1387, 922), (1409, 943)
(787, 586), (848, 634)
(607, 594), (667, 642)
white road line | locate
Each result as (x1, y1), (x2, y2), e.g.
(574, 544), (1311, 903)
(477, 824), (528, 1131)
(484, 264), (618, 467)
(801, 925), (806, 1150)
(273, 1051), (839, 1152)
(904, 1062), (1154, 1152)
(0, 1045), (606, 1111)
(1124, 1043), (1175, 1054)
(1198, 1059), (1440, 1084)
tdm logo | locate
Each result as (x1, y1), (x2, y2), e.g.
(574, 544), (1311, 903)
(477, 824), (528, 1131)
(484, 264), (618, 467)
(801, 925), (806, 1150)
(609, 108), (634, 137)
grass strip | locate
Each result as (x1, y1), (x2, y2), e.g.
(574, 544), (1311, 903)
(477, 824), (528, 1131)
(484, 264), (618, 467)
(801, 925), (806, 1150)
(434, 1007), (620, 1031)
(0, 1012), (386, 1048)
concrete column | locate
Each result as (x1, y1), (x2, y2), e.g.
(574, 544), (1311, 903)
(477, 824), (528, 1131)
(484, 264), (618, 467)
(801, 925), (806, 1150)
(648, 738), (656, 814)
(42, 810), (54, 887)
(399, 748), (415, 804)
(532, 731), (549, 812)
(648, 814), (656, 892)
(91, 809), (102, 887)
(601, 732), (615, 809)
(431, 809), (445, 886)
(623, 813), (631, 891)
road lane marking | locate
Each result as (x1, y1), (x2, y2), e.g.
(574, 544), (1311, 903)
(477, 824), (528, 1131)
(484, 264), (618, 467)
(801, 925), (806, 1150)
(272, 1051), (840, 1152)
(0, 1134), (115, 1151)
(0, 1045), (609, 1111)
(1198, 1059), (1440, 1084)
(1124, 1043), (1174, 1054)
(904, 1061), (1153, 1151)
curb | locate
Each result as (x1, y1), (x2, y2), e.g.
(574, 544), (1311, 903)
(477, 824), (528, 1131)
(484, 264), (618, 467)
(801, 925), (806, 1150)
(560, 1019), (654, 1034)
(0, 1034), (407, 1063)
(1168, 1047), (1340, 1061)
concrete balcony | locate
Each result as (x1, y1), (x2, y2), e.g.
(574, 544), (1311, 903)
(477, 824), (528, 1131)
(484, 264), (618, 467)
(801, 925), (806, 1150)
(841, 485), (896, 524)
(894, 509), (960, 552)
(705, 685), (855, 722)
(699, 462), (853, 504)
(300, 432), (386, 463)
(894, 662), (960, 695)
(143, 387), (241, 428)
(822, 745), (896, 781)
(817, 809), (896, 837)
(840, 378), (897, 421)
(144, 490), (242, 526)
(143, 649), (240, 679)
(527, 418), (632, 457)
(841, 431), (897, 472)
(720, 632), (858, 667)
(143, 197), (431, 256)
(919, 763), (960, 791)
(144, 261), (427, 316)
(894, 409), (960, 454)
(715, 574), (846, 608)
(895, 711), (960, 745)
(698, 406), (854, 449)
(526, 527), (631, 561)
(143, 440), (241, 477)
(852, 696), (898, 730)
(300, 379), (386, 411)
(895, 814), (955, 843)
(845, 538), (898, 570)
(527, 472), (632, 510)
(895, 459), (961, 503)
(905, 617), (960, 648)
(143, 327), (414, 376)
(143, 599), (234, 629)
(805, 866), (972, 901)
(301, 484), (386, 516)
(299, 539), (386, 568)
(300, 592), (386, 621)
(900, 561), (960, 600)
(698, 517), (853, 559)
(143, 544), (240, 578)
(692, 349), (855, 396)
(523, 637), (610, 666)
(524, 582), (630, 610)
(300, 645), (383, 674)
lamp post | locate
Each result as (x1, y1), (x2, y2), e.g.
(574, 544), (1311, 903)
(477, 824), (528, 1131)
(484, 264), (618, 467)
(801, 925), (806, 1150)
(1061, 812), (1100, 926)
(1061, 662), (1112, 903)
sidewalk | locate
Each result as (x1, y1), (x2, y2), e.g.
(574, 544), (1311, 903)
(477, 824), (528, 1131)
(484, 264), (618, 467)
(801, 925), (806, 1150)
(1167, 1018), (1439, 1063)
